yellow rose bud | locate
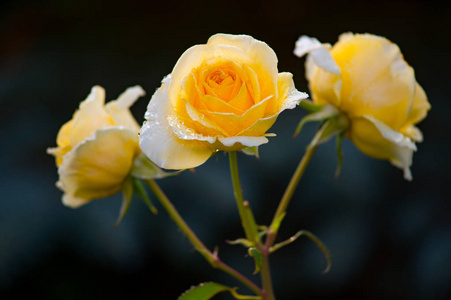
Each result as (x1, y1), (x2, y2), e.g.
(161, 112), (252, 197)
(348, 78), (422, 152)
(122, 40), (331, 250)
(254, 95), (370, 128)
(140, 34), (308, 169)
(294, 33), (431, 180)
(47, 86), (145, 207)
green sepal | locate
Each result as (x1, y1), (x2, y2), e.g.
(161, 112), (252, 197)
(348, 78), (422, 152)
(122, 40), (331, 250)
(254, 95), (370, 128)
(178, 282), (230, 300)
(298, 99), (324, 113)
(241, 146), (259, 158)
(248, 247), (263, 274)
(294, 105), (339, 137)
(130, 153), (180, 180)
(114, 177), (134, 228)
(270, 229), (331, 274)
(307, 113), (349, 150)
(132, 178), (158, 215)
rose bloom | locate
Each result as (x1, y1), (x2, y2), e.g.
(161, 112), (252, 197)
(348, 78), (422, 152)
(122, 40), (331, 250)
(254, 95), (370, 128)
(139, 34), (308, 169)
(47, 86), (145, 207)
(294, 33), (430, 180)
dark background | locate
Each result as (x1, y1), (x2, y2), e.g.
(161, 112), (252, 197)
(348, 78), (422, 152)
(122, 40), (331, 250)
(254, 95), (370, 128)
(1, 0), (450, 299)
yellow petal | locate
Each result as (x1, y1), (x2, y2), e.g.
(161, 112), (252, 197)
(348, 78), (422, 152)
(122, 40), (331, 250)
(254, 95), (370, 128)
(403, 83), (431, 127)
(349, 115), (416, 180)
(207, 34), (278, 85)
(105, 85), (145, 132)
(200, 95), (270, 136)
(69, 86), (114, 146)
(332, 33), (416, 129)
(140, 76), (213, 170)
(169, 44), (255, 111)
(201, 94), (245, 115)
(226, 83), (254, 114)
(58, 127), (140, 204)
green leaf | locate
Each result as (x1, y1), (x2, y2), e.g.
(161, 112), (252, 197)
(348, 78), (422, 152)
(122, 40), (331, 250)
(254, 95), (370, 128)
(248, 247), (263, 274)
(178, 282), (230, 300)
(226, 238), (253, 248)
(132, 178), (158, 214)
(241, 146), (259, 158)
(114, 177), (134, 228)
(294, 105), (339, 137)
(130, 153), (180, 180)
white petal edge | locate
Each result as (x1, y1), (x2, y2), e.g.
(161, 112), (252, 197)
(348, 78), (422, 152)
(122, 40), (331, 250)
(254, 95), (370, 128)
(294, 35), (341, 75)
(140, 75), (213, 170)
(363, 115), (416, 180)
(113, 85), (146, 109)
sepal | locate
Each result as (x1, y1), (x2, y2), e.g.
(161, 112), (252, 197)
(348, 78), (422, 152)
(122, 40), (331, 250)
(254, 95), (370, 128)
(294, 104), (340, 137)
(130, 153), (181, 180)
(241, 146), (259, 158)
(114, 177), (134, 228)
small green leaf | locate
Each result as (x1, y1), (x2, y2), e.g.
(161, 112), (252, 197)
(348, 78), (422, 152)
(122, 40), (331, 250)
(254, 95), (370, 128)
(114, 177), (134, 228)
(294, 105), (339, 137)
(248, 247), (263, 274)
(226, 238), (253, 248)
(130, 153), (180, 180)
(132, 178), (158, 215)
(269, 212), (286, 234)
(241, 146), (259, 158)
(178, 282), (230, 300)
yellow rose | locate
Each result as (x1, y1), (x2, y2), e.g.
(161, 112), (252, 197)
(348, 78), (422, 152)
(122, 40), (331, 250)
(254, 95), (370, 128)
(140, 34), (308, 169)
(47, 86), (145, 207)
(294, 33), (430, 180)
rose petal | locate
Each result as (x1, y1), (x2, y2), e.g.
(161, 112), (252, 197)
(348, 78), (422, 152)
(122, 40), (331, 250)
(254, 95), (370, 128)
(294, 35), (341, 75)
(105, 85), (146, 132)
(140, 76), (213, 170)
(349, 115), (416, 180)
(333, 33), (416, 129)
(58, 127), (139, 205)
(69, 86), (114, 146)
(200, 95), (271, 136)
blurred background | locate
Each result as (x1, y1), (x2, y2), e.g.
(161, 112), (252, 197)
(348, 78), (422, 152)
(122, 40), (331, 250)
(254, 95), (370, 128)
(1, 0), (450, 299)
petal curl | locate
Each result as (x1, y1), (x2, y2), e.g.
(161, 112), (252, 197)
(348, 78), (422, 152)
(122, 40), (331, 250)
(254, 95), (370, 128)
(403, 83), (431, 127)
(139, 76), (213, 170)
(105, 85), (146, 132)
(349, 115), (416, 180)
(294, 36), (341, 75)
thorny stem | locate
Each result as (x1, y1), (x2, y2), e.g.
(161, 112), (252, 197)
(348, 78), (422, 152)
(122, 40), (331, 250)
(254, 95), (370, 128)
(145, 179), (263, 296)
(265, 144), (318, 249)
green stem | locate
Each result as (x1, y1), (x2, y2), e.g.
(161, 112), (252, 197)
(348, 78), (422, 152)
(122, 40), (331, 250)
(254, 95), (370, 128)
(260, 251), (275, 300)
(228, 152), (274, 299)
(265, 144), (318, 248)
(228, 151), (260, 246)
(145, 179), (262, 296)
